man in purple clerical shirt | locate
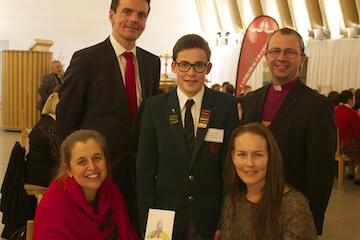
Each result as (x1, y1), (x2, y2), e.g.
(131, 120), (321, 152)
(242, 28), (336, 236)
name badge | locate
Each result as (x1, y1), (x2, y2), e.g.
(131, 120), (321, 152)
(204, 128), (224, 143)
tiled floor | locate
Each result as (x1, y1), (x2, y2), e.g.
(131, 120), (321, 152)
(0, 114), (360, 239)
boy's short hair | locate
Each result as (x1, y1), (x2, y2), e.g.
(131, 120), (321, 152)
(172, 34), (211, 61)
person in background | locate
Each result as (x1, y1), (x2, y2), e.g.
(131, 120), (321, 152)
(241, 85), (252, 95)
(137, 34), (239, 240)
(242, 28), (336, 235)
(235, 95), (245, 121)
(37, 60), (63, 111)
(34, 130), (137, 239)
(211, 83), (221, 92)
(56, 0), (161, 232)
(219, 123), (316, 240)
(223, 84), (235, 96)
(327, 91), (340, 107)
(354, 88), (360, 115)
(335, 90), (360, 185)
(26, 91), (60, 187)
(222, 81), (230, 93)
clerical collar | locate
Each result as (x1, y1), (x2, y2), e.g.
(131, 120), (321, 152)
(271, 78), (299, 92)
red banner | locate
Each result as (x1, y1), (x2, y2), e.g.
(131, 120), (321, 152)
(235, 16), (279, 95)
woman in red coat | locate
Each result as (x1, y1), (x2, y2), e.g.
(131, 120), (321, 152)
(34, 130), (137, 239)
(335, 90), (360, 185)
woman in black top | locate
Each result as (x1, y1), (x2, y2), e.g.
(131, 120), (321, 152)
(26, 92), (59, 186)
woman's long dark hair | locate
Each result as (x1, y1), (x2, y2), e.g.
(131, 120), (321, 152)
(224, 123), (286, 239)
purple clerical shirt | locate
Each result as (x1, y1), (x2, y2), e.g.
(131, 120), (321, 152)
(262, 78), (299, 122)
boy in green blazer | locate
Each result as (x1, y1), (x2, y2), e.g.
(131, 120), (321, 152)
(137, 34), (239, 240)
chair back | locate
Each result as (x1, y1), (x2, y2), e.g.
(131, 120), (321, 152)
(336, 129), (341, 158)
(335, 128), (353, 186)
(26, 220), (33, 240)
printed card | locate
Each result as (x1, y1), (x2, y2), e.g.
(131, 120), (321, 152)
(145, 208), (175, 240)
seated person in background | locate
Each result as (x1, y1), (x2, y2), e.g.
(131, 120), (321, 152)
(211, 83), (221, 91)
(34, 130), (137, 239)
(354, 88), (360, 115)
(236, 95), (245, 120)
(26, 92), (59, 187)
(241, 85), (252, 96)
(222, 81), (230, 93)
(223, 84), (235, 96)
(327, 91), (340, 107)
(220, 123), (316, 240)
(335, 90), (360, 185)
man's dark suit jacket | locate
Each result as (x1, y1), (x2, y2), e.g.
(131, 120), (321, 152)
(136, 87), (239, 239)
(37, 72), (62, 110)
(242, 80), (336, 234)
(56, 38), (160, 231)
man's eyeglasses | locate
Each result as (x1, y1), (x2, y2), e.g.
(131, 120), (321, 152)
(174, 61), (209, 73)
(267, 48), (303, 59)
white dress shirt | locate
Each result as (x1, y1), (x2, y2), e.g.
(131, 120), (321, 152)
(177, 86), (205, 137)
(109, 34), (142, 106)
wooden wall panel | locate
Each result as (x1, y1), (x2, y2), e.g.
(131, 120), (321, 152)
(305, 0), (324, 28)
(277, 0), (294, 28)
(1, 50), (52, 130)
(339, 0), (359, 26)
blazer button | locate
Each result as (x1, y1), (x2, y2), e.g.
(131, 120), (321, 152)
(188, 175), (195, 181)
(188, 196), (194, 202)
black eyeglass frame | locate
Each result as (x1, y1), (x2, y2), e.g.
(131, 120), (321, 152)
(173, 61), (210, 73)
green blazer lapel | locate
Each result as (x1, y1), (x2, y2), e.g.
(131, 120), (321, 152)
(270, 81), (302, 131)
(168, 90), (188, 156)
(188, 87), (214, 172)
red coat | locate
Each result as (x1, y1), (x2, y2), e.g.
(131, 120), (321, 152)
(335, 104), (360, 142)
(34, 177), (137, 240)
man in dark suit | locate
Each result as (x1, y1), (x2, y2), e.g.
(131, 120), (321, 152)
(56, 0), (160, 233)
(242, 28), (336, 235)
(137, 34), (239, 240)
(37, 60), (63, 111)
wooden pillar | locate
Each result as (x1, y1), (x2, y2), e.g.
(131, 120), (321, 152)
(1, 50), (52, 130)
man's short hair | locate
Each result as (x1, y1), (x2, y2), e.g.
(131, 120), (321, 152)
(266, 28), (305, 53)
(51, 60), (61, 65)
(172, 34), (211, 61)
(110, 0), (151, 13)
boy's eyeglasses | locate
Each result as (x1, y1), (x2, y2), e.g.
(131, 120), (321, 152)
(174, 61), (209, 73)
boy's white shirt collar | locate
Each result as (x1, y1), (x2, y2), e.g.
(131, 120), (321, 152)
(177, 86), (205, 110)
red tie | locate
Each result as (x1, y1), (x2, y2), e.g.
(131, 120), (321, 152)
(123, 52), (137, 120)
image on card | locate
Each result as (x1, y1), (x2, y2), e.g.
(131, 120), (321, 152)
(145, 208), (175, 240)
